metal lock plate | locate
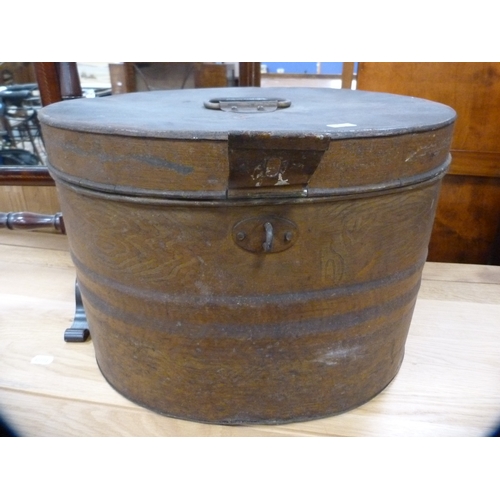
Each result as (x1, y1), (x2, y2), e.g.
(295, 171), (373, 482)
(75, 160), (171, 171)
(227, 133), (330, 199)
(232, 215), (297, 254)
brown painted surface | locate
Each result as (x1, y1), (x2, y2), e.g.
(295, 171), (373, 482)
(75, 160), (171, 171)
(41, 125), (454, 199)
(57, 180), (440, 423)
(45, 145), (451, 423)
(357, 62), (500, 264)
(39, 88), (455, 424)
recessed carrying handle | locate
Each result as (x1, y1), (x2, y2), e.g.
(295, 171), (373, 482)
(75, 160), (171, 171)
(232, 215), (297, 254)
(204, 97), (291, 113)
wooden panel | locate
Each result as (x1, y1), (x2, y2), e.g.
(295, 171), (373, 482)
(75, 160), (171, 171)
(34, 62), (63, 106)
(358, 62), (500, 154)
(239, 62), (261, 87)
(193, 63), (228, 88)
(428, 175), (500, 264)
(450, 150), (500, 177)
(357, 63), (500, 264)
(0, 185), (61, 213)
(131, 63), (232, 91)
(109, 62), (136, 94)
(0, 166), (54, 186)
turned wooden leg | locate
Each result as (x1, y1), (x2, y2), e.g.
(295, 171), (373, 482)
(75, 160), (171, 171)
(0, 212), (65, 233)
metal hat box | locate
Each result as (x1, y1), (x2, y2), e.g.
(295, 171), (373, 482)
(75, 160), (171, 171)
(39, 87), (455, 424)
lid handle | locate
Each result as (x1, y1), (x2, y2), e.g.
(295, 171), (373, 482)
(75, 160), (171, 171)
(204, 97), (291, 113)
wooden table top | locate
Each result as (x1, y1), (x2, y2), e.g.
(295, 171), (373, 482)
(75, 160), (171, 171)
(1, 230), (499, 436)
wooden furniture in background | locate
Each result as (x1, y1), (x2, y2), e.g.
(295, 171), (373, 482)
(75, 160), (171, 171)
(0, 63), (84, 215)
(0, 211), (64, 231)
(1, 63), (83, 218)
(0, 62), (36, 86)
(1, 62), (256, 216)
(341, 62), (355, 89)
(109, 63), (137, 94)
(127, 63), (237, 91)
(194, 63), (232, 88)
(239, 62), (261, 86)
(34, 62), (82, 106)
(356, 62), (500, 264)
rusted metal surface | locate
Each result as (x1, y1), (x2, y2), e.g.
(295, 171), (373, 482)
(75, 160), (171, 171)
(38, 87), (456, 424)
